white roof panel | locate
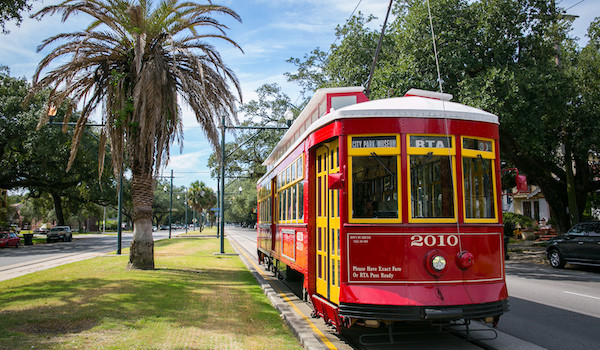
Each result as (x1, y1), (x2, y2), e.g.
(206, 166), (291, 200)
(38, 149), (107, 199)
(334, 97), (498, 124)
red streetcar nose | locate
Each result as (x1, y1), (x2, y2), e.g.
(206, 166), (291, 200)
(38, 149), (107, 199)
(457, 251), (474, 269)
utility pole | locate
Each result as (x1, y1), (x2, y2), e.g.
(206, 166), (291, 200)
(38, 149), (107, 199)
(217, 172), (221, 239)
(184, 189), (188, 234)
(169, 169), (173, 239)
(117, 170), (123, 255)
(220, 115), (226, 254)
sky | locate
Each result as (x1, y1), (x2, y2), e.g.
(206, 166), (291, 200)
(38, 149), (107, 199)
(1, 0), (598, 191)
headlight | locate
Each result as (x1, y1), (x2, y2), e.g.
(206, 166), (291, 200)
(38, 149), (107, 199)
(431, 255), (446, 271)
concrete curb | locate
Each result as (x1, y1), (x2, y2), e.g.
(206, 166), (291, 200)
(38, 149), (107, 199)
(228, 239), (327, 350)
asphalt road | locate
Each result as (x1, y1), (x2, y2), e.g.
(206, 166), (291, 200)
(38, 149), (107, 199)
(0, 229), (184, 281)
(500, 261), (600, 350)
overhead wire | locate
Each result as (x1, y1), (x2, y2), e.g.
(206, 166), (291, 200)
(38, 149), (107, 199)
(425, 0), (464, 252)
(291, 0), (365, 106)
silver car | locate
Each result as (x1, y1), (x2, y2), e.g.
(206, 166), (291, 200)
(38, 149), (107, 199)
(47, 226), (73, 243)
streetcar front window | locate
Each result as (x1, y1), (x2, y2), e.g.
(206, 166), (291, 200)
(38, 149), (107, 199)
(410, 154), (455, 219)
(351, 154), (399, 219)
(461, 137), (497, 222)
(463, 156), (495, 219)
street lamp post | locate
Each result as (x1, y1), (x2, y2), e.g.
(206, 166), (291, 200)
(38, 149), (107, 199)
(169, 169), (173, 239)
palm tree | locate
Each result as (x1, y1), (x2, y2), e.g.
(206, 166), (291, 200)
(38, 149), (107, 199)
(28, 0), (242, 269)
(187, 180), (216, 231)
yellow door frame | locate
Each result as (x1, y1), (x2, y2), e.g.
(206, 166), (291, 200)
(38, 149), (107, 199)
(315, 139), (341, 304)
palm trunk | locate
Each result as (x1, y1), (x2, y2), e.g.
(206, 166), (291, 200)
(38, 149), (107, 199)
(128, 171), (155, 269)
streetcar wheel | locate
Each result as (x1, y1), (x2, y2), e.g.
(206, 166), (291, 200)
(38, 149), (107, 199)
(548, 249), (566, 268)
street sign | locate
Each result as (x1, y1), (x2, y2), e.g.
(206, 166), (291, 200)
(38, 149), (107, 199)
(211, 208), (220, 211)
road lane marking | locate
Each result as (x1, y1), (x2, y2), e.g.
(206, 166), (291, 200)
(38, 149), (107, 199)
(563, 291), (600, 300)
(229, 238), (337, 350)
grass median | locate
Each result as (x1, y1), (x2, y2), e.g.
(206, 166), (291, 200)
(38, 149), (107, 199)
(0, 237), (302, 350)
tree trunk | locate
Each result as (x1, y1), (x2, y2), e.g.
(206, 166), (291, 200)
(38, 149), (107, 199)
(51, 192), (66, 226)
(128, 171), (155, 270)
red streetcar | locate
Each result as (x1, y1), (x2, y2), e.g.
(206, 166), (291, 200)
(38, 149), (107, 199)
(256, 87), (508, 331)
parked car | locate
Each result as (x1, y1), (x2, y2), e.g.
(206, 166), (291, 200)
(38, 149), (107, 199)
(0, 231), (21, 248)
(46, 226), (73, 243)
(546, 221), (600, 268)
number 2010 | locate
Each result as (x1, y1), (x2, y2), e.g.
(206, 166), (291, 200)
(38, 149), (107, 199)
(411, 235), (458, 247)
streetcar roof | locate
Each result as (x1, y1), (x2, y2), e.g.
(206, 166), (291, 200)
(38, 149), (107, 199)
(335, 96), (498, 124)
(260, 87), (498, 179)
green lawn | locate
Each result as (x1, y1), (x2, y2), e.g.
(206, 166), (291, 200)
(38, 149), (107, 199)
(0, 238), (301, 350)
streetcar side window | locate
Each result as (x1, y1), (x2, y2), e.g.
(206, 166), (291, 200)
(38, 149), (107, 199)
(462, 137), (498, 222)
(348, 134), (401, 223)
(257, 182), (272, 224)
(276, 155), (305, 224)
(407, 135), (457, 222)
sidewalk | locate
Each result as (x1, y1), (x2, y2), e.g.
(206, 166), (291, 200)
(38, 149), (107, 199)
(507, 239), (548, 265)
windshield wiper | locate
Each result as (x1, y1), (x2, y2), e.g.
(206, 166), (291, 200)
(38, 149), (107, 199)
(370, 152), (395, 178)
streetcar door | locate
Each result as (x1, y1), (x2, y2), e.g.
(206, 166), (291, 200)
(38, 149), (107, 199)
(315, 139), (341, 304)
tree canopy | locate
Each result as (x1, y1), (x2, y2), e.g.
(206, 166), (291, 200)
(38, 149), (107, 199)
(188, 180), (216, 230)
(0, 68), (117, 226)
(0, 0), (32, 34)
(286, 0), (600, 232)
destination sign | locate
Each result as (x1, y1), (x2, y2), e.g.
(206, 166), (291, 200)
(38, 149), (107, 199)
(463, 138), (492, 152)
(351, 136), (397, 149)
(410, 135), (451, 149)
